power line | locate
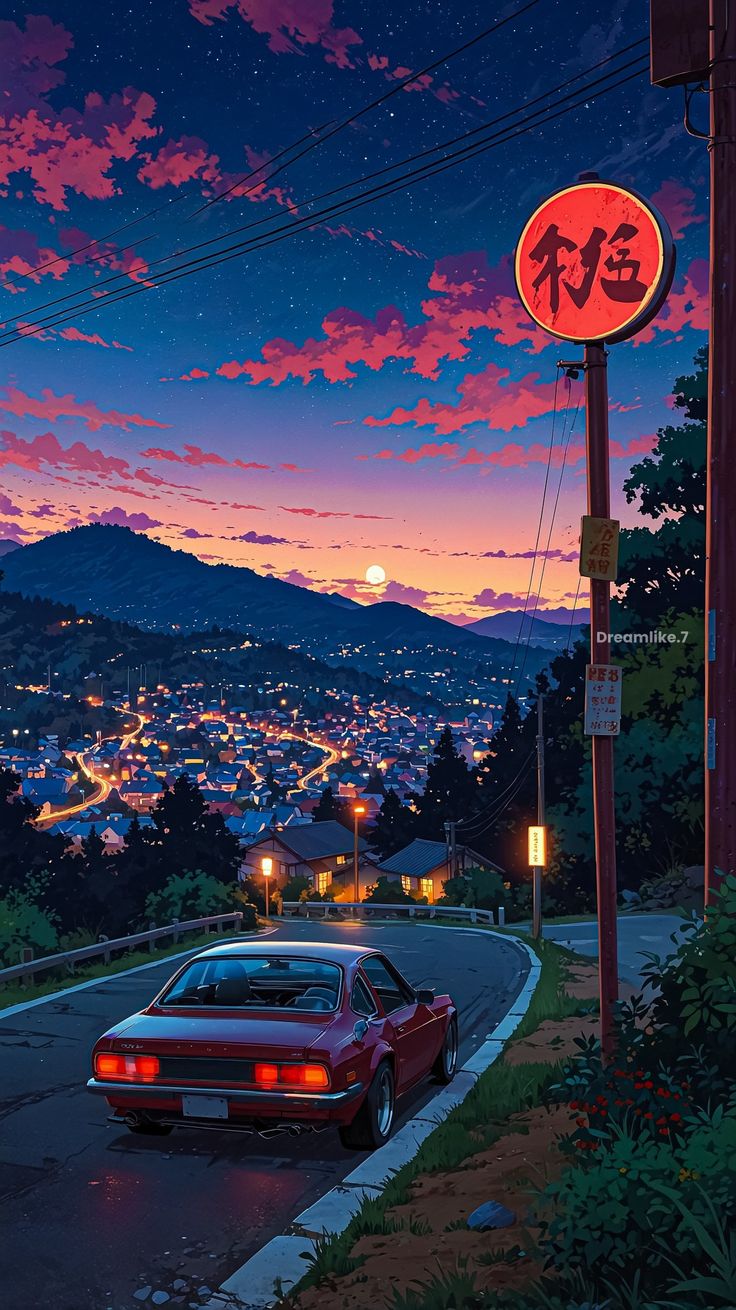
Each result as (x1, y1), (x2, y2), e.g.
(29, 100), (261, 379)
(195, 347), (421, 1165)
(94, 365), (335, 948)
(516, 382), (582, 695)
(506, 368), (562, 692)
(457, 753), (537, 839)
(0, 46), (647, 338)
(0, 62), (648, 349)
(193, 0), (546, 213)
(565, 578), (583, 653)
(456, 749), (535, 835)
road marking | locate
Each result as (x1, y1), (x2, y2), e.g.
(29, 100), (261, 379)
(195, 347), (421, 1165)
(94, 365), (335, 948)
(203, 927), (541, 1310)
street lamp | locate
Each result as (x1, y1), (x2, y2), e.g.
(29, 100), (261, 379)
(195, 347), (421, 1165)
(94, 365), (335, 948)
(261, 855), (273, 919)
(353, 804), (366, 904)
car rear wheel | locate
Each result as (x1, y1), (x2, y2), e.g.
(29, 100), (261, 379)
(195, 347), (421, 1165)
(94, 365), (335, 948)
(338, 1060), (394, 1151)
(432, 1016), (458, 1084)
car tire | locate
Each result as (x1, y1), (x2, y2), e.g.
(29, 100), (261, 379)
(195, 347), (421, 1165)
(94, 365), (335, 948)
(432, 1016), (458, 1084)
(127, 1120), (173, 1136)
(338, 1060), (395, 1151)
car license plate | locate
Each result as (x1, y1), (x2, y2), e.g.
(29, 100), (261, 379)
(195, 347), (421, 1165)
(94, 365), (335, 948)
(182, 1094), (228, 1120)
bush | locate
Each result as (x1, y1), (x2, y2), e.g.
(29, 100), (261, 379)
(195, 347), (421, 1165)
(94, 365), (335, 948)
(534, 874), (736, 1306)
(144, 869), (237, 924)
(439, 865), (507, 911)
(0, 877), (59, 966)
(363, 875), (416, 904)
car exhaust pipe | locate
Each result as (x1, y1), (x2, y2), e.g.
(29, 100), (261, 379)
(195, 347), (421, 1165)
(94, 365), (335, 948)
(123, 1112), (141, 1128)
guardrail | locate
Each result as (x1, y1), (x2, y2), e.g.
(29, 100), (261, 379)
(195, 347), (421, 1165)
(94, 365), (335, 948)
(0, 912), (244, 987)
(281, 901), (505, 926)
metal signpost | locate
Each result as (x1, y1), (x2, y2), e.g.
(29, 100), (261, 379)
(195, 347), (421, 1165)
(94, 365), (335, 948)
(515, 177), (674, 1058)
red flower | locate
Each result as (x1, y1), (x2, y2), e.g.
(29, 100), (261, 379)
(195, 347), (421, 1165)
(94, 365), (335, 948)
(670, 1113), (681, 1122)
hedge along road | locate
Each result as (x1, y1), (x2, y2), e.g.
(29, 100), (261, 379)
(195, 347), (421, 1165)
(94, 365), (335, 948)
(0, 918), (530, 1310)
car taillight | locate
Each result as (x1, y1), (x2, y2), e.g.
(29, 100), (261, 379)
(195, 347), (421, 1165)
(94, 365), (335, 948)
(253, 1062), (330, 1089)
(95, 1053), (160, 1082)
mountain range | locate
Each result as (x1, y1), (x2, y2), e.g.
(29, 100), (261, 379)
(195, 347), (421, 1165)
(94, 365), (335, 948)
(0, 525), (523, 653)
(465, 610), (585, 649)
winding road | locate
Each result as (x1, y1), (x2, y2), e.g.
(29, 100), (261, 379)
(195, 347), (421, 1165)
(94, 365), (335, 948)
(34, 710), (147, 828)
(0, 919), (529, 1310)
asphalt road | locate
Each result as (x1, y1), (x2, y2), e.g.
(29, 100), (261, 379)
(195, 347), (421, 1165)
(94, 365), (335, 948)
(0, 919), (530, 1310)
(528, 913), (692, 985)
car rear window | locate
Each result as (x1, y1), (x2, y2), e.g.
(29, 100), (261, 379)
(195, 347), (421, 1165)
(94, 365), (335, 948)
(159, 956), (342, 1011)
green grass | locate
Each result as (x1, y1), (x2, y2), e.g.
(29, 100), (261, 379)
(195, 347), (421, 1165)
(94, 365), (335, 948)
(292, 934), (588, 1299)
(0, 926), (256, 1010)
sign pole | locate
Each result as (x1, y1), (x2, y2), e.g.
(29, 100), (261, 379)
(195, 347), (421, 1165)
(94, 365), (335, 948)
(532, 694), (545, 940)
(704, 0), (736, 904)
(585, 342), (619, 1061)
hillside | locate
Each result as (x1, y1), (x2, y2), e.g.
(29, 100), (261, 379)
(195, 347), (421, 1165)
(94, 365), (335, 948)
(0, 585), (429, 713)
(466, 610), (585, 649)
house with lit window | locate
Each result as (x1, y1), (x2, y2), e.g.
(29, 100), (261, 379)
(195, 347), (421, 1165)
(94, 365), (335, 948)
(376, 838), (503, 904)
(241, 820), (368, 897)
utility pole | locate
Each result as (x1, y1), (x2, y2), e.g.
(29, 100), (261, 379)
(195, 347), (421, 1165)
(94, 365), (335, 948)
(533, 694), (545, 939)
(705, 0), (736, 901)
(443, 820), (457, 878)
(586, 343), (619, 1060)
(649, 0), (736, 903)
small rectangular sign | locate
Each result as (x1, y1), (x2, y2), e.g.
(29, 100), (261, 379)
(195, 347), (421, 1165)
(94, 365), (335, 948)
(528, 825), (547, 867)
(584, 664), (622, 736)
(579, 515), (620, 582)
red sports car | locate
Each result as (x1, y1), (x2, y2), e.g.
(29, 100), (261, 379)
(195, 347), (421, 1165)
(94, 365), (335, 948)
(88, 941), (458, 1150)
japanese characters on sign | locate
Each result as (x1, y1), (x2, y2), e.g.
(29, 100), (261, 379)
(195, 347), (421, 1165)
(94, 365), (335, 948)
(514, 181), (675, 344)
(584, 664), (623, 737)
(528, 825), (547, 868)
(580, 514), (620, 582)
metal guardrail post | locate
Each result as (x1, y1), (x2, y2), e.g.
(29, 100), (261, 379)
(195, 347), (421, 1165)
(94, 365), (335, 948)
(172, 919), (180, 944)
(21, 946), (34, 987)
(498, 905), (506, 927)
(148, 922), (157, 953)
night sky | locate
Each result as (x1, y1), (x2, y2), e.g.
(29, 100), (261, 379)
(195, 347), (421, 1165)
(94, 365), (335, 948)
(0, 0), (708, 624)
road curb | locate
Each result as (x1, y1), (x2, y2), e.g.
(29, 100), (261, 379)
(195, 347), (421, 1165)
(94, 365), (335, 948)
(204, 928), (541, 1310)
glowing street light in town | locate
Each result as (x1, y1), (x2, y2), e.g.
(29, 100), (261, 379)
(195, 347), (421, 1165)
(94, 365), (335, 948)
(353, 804), (366, 903)
(261, 855), (273, 920)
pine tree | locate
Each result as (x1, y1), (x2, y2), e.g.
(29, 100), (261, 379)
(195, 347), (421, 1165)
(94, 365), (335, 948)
(313, 786), (347, 824)
(371, 789), (417, 860)
(146, 773), (241, 885)
(414, 726), (477, 840)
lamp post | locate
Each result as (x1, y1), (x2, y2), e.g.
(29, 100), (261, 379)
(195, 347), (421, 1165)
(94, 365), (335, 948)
(353, 804), (366, 903)
(261, 855), (273, 920)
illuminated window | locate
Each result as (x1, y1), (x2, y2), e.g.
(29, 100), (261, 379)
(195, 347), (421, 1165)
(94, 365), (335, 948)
(336, 854), (347, 866)
(401, 875), (412, 894)
(316, 870), (332, 895)
(420, 878), (433, 901)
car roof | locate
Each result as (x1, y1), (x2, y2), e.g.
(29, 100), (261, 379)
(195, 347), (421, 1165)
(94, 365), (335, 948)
(191, 940), (378, 964)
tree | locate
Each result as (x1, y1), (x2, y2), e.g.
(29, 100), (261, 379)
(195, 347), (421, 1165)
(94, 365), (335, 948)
(414, 726), (477, 840)
(145, 870), (236, 924)
(313, 785), (348, 825)
(0, 768), (66, 895)
(145, 773), (241, 887)
(371, 790), (417, 860)
(439, 866), (507, 912)
(363, 875), (416, 904)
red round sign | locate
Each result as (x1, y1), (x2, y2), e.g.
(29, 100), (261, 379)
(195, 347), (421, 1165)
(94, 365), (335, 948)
(514, 180), (675, 345)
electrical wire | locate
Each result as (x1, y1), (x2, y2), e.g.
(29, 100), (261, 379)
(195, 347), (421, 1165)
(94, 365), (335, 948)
(0, 48), (648, 339)
(457, 755), (536, 839)
(565, 578), (583, 654)
(193, 0), (546, 213)
(515, 380), (581, 697)
(0, 62), (648, 349)
(456, 749), (536, 835)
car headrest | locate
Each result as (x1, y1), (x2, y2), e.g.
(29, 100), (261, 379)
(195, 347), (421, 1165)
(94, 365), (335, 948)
(298, 996), (333, 1011)
(213, 975), (251, 1006)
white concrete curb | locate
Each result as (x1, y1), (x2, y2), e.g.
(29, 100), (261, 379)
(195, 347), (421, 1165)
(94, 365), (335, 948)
(204, 928), (541, 1310)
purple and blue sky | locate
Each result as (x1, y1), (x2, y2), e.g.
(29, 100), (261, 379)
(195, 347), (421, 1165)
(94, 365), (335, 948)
(0, 1), (708, 622)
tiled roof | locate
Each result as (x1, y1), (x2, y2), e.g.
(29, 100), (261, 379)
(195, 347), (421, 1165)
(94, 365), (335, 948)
(378, 839), (448, 879)
(251, 820), (366, 861)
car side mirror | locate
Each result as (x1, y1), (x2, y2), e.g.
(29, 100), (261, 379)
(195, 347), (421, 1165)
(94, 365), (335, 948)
(416, 989), (435, 1005)
(353, 1019), (369, 1043)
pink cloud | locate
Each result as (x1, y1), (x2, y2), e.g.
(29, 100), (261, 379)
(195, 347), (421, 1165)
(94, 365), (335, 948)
(0, 427), (131, 477)
(214, 251), (555, 391)
(651, 180), (706, 241)
(89, 507), (162, 530)
(369, 441), (460, 464)
(380, 579), (429, 606)
(279, 505), (390, 520)
(1, 17), (159, 211)
(0, 223), (71, 288)
(0, 492), (22, 516)
(471, 587), (551, 609)
(237, 529), (289, 545)
(0, 385), (168, 432)
(179, 367), (210, 381)
(282, 568), (315, 587)
(635, 258), (709, 345)
(140, 442), (270, 470)
(365, 363), (563, 436)
(187, 0), (363, 70)
(58, 326), (133, 351)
